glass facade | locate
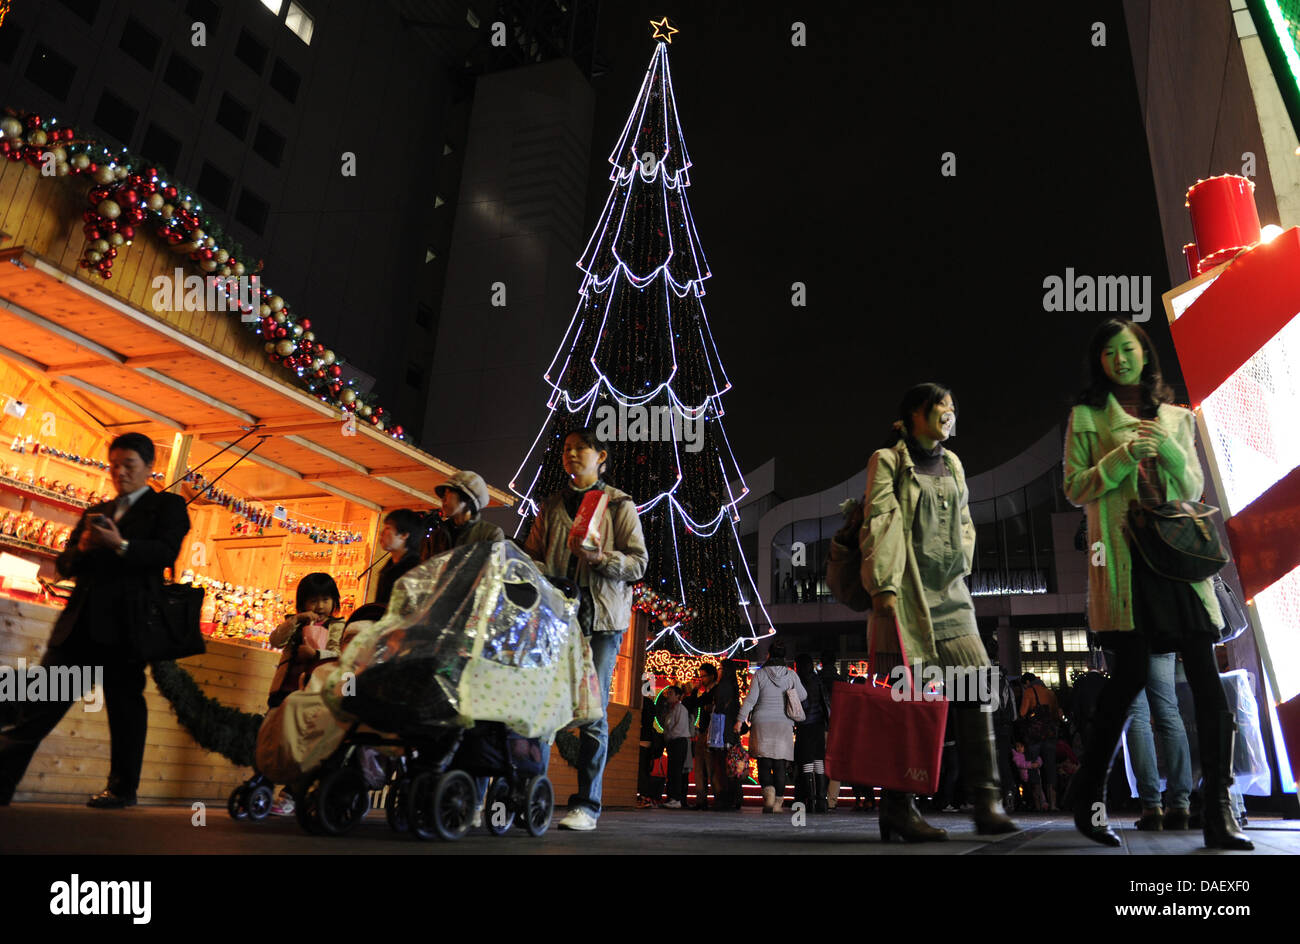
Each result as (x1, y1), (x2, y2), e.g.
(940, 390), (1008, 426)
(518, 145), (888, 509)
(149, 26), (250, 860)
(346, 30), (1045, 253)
(1018, 628), (1090, 691)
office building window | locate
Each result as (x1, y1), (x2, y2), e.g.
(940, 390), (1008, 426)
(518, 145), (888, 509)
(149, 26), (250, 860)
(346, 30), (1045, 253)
(25, 44), (76, 101)
(286, 3), (314, 44)
(186, 0), (222, 28)
(93, 91), (138, 146)
(57, 0), (99, 25)
(197, 161), (233, 210)
(252, 122), (286, 166)
(236, 188), (270, 235)
(260, 0), (284, 14)
(269, 58), (300, 102)
(0, 23), (24, 64)
(140, 123), (182, 175)
(163, 53), (203, 102)
(235, 29), (269, 75)
(216, 93), (251, 140)
(119, 17), (161, 71)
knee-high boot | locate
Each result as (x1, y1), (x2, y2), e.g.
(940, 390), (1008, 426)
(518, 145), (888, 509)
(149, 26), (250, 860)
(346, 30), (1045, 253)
(1201, 711), (1253, 850)
(953, 708), (1018, 834)
(1071, 710), (1126, 847)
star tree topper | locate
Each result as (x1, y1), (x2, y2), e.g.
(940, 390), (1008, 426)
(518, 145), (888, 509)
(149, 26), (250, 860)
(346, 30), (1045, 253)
(650, 16), (678, 43)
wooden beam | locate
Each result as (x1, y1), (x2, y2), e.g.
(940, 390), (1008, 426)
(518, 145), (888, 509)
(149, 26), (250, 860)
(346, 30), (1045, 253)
(46, 358), (119, 373)
(54, 376), (184, 430)
(137, 368), (258, 421)
(0, 296), (125, 366)
(125, 351), (197, 368)
(284, 434), (370, 475)
(0, 343), (49, 373)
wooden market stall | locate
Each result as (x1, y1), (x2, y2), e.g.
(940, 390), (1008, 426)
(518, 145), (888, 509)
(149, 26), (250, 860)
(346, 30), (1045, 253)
(0, 155), (514, 803)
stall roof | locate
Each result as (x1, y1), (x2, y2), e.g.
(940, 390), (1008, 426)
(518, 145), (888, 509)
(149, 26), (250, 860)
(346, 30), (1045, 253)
(0, 248), (513, 513)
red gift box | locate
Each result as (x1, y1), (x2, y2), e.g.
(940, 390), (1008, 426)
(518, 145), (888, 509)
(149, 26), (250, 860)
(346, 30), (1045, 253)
(570, 489), (608, 552)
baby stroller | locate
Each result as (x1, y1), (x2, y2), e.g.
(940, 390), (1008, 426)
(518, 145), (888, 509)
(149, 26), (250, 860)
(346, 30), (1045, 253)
(265, 541), (601, 841)
(227, 603), (388, 823)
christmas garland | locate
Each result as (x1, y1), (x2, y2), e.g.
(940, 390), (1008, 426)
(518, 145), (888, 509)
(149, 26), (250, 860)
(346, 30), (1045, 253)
(0, 109), (406, 440)
(149, 660), (262, 767)
(553, 710), (633, 769)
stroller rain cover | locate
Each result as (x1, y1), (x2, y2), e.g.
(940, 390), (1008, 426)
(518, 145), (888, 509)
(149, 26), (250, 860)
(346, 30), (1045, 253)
(322, 541), (602, 740)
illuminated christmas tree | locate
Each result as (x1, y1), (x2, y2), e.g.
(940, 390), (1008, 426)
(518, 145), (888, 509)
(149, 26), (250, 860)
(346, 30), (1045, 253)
(511, 24), (773, 655)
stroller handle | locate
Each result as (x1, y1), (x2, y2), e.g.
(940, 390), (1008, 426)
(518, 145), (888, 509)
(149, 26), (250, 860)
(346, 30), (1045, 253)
(545, 575), (581, 602)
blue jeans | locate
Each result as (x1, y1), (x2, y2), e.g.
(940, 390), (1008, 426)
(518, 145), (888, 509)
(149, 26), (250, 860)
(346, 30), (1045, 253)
(568, 630), (623, 816)
(1126, 652), (1192, 810)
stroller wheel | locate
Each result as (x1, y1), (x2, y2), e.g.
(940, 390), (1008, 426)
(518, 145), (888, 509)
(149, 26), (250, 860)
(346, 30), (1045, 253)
(227, 786), (249, 821)
(385, 778), (411, 833)
(407, 772), (440, 841)
(523, 776), (553, 837)
(246, 784), (274, 821)
(410, 771), (475, 841)
(295, 786), (325, 835)
(485, 777), (515, 836)
(317, 767), (368, 836)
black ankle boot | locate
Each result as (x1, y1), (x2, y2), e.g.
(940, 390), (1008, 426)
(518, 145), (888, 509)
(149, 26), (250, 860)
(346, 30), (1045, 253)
(814, 773), (828, 813)
(1070, 756), (1121, 846)
(1202, 712), (1253, 851)
(879, 790), (948, 843)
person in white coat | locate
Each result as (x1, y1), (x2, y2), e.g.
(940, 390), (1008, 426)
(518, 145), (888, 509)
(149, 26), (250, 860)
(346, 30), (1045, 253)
(736, 642), (806, 813)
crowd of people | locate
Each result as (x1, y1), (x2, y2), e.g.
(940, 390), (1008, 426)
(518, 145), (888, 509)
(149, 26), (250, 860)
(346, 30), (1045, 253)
(0, 318), (1258, 852)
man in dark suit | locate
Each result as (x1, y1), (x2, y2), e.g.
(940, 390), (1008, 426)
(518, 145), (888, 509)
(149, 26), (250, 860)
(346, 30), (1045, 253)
(0, 433), (190, 807)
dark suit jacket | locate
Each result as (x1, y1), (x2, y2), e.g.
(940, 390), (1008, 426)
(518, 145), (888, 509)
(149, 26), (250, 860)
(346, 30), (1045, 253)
(50, 488), (192, 649)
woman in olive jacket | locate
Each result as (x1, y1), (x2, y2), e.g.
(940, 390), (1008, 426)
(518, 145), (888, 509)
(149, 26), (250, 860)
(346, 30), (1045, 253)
(1063, 319), (1249, 850)
(859, 383), (1016, 841)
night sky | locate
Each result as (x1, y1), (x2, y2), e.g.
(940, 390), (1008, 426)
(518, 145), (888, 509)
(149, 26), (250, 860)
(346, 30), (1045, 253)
(578, 1), (1174, 498)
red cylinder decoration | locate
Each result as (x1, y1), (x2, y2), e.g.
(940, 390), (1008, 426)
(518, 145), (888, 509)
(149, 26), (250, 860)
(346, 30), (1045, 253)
(1182, 242), (1200, 280)
(1185, 175), (1260, 269)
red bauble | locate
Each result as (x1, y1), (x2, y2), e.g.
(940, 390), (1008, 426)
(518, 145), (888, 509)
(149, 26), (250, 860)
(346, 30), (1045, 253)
(120, 225), (135, 240)
(146, 167), (158, 179)
(393, 426), (404, 437)
(85, 228), (101, 241)
(127, 207), (145, 224)
(119, 189), (138, 206)
(329, 366), (342, 377)
(105, 248), (117, 259)
(300, 319), (311, 330)
(25, 115), (42, 130)
(163, 186), (178, 200)
(200, 249), (214, 261)
(104, 219), (118, 233)
(89, 186), (110, 203)
(167, 232), (183, 245)
(100, 268), (113, 280)
(82, 210), (97, 224)
(374, 407), (384, 416)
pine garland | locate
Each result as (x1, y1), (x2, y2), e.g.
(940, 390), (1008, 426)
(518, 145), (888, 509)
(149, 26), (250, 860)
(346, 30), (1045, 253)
(149, 661), (263, 767)
(554, 710), (633, 769)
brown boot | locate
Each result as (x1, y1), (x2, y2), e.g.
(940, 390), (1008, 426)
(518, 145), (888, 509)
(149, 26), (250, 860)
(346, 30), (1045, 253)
(1134, 807), (1164, 831)
(760, 786), (777, 814)
(879, 790), (948, 842)
(972, 788), (1019, 835)
(953, 709), (1019, 834)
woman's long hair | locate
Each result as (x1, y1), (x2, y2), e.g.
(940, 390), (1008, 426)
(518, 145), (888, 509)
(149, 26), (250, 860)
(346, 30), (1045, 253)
(1075, 319), (1173, 418)
(880, 382), (954, 450)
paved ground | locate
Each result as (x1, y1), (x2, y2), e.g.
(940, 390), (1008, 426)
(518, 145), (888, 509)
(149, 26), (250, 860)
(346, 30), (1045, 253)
(2, 803), (1296, 854)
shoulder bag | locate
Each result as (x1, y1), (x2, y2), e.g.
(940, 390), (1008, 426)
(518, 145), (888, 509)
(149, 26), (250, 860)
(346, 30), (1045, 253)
(1126, 499), (1229, 582)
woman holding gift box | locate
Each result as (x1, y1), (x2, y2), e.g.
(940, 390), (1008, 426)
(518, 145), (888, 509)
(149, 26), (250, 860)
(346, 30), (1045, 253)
(859, 382), (1017, 842)
(523, 426), (648, 832)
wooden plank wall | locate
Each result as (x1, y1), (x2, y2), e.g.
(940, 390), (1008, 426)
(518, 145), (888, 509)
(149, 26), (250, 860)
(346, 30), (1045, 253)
(545, 704), (641, 810)
(0, 161), (285, 385)
(1, 598), (271, 805)
(2, 596), (642, 809)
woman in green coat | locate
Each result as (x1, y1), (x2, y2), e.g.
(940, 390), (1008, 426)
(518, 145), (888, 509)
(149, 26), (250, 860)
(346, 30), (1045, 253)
(860, 383), (1017, 841)
(1064, 319), (1250, 850)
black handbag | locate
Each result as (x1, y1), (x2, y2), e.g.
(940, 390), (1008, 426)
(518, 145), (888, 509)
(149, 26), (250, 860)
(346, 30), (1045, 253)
(133, 583), (206, 662)
(1125, 499), (1229, 582)
(1213, 574), (1250, 643)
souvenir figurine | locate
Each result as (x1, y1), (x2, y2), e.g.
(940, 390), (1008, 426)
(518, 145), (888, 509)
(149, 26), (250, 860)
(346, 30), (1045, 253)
(37, 521), (53, 546)
(0, 511), (15, 535)
(14, 511), (34, 540)
(22, 469), (35, 485)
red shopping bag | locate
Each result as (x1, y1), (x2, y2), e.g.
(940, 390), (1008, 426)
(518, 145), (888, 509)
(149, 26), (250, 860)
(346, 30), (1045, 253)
(824, 616), (948, 793)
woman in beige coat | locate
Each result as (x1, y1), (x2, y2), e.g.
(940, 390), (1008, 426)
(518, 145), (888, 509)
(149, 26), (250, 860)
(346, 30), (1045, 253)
(1064, 319), (1249, 850)
(860, 383), (1016, 841)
